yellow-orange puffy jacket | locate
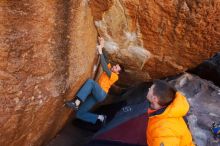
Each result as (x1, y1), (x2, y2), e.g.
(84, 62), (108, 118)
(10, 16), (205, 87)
(146, 92), (195, 146)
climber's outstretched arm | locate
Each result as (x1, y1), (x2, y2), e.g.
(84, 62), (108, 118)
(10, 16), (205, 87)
(97, 37), (111, 77)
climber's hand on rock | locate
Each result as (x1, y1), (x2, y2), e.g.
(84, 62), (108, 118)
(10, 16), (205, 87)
(97, 45), (103, 54)
(98, 37), (104, 48)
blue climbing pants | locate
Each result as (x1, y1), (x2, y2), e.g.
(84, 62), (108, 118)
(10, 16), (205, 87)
(76, 79), (107, 124)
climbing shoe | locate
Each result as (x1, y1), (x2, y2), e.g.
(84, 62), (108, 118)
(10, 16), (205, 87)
(65, 101), (79, 110)
(97, 115), (107, 127)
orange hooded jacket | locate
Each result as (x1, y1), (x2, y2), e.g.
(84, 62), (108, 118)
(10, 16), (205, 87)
(146, 92), (195, 146)
(98, 64), (118, 93)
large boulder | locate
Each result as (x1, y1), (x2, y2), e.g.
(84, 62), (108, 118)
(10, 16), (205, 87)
(169, 73), (220, 146)
(89, 0), (220, 84)
(0, 1), (97, 146)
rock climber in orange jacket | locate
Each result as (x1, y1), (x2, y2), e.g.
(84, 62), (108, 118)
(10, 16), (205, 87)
(65, 37), (123, 125)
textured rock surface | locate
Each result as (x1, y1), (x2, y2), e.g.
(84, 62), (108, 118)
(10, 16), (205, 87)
(0, 1), (97, 146)
(89, 0), (220, 83)
(169, 73), (220, 146)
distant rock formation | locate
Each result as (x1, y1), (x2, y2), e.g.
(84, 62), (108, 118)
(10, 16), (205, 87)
(189, 52), (220, 87)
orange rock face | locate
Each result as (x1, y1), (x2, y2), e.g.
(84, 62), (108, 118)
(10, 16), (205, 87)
(0, 0), (220, 146)
(90, 0), (220, 84)
(0, 0), (97, 146)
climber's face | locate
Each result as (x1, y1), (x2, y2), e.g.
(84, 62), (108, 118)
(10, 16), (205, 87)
(111, 64), (121, 74)
(147, 84), (159, 105)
